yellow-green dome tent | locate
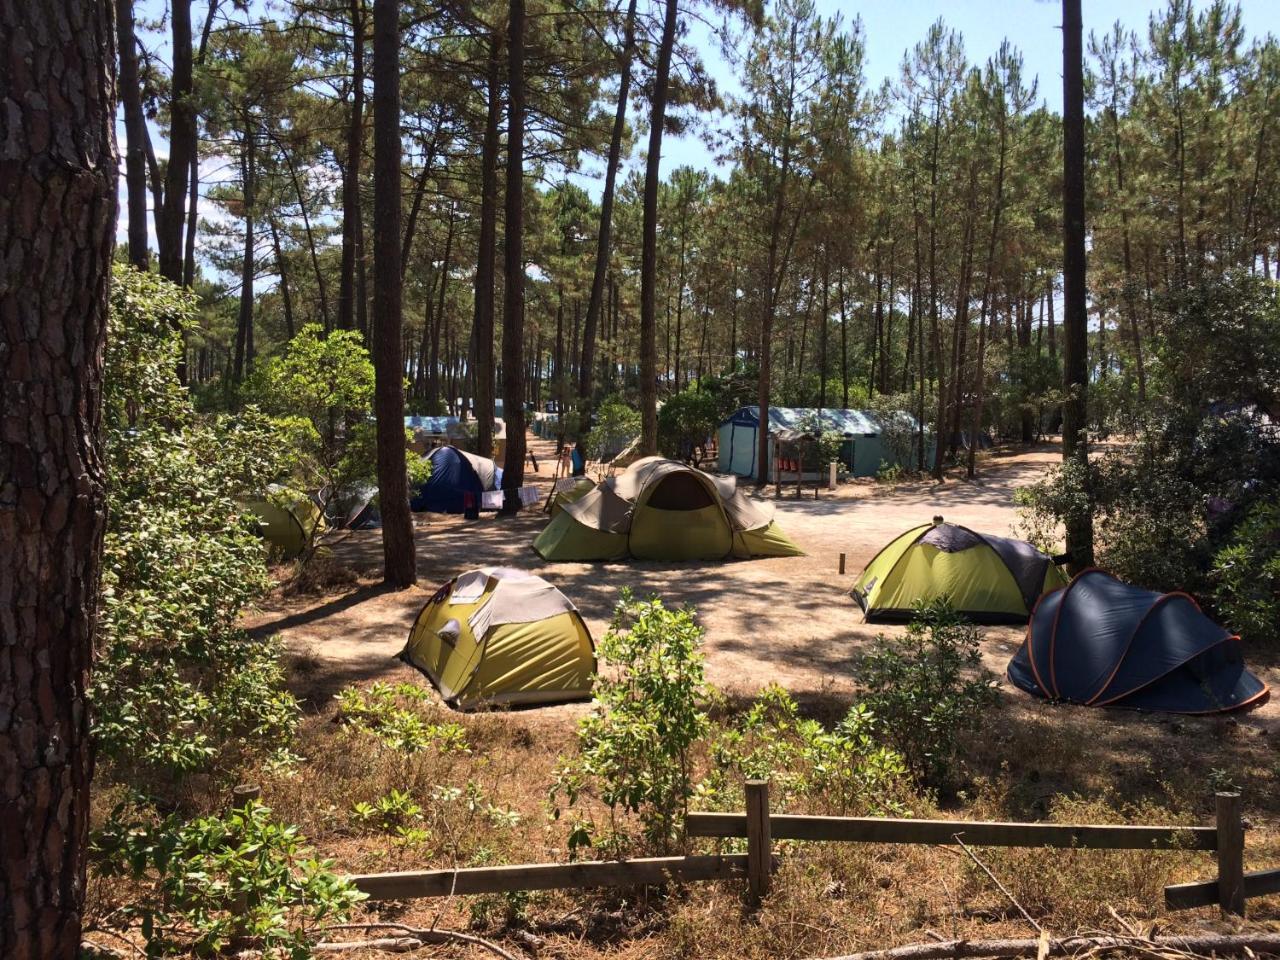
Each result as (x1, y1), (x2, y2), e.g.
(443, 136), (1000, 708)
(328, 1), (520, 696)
(246, 487), (324, 559)
(401, 568), (595, 709)
(852, 519), (1068, 623)
(533, 457), (803, 562)
(548, 477), (597, 517)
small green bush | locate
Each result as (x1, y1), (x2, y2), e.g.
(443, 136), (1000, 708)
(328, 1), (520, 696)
(856, 600), (999, 791)
(93, 800), (364, 957)
(704, 684), (908, 815)
(551, 591), (709, 854)
(582, 395), (641, 461)
(1211, 501), (1280, 646)
(658, 387), (722, 462)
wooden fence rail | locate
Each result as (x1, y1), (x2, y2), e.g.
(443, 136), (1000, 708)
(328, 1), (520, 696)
(344, 782), (1261, 919)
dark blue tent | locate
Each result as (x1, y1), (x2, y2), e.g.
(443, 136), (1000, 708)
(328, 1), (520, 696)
(410, 445), (503, 514)
(1008, 569), (1269, 714)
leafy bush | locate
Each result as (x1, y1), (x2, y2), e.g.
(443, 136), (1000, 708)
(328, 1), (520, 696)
(335, 682), (471, 754)
(582, 394), (641, 462)
(551, 592), (709, 854)
(703, 685), (908, 815)
(245, 324), (376, 496)
(855, 601), (999, 791)
(93, 800), (364, 957)
(1211, 501), (1280, 646)
(658, 387), (723, 462)
(96, 267), (298, 780)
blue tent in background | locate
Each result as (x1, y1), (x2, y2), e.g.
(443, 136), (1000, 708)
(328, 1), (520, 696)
(410, 445), (503, 514)
(1008, 569), (1269, 714)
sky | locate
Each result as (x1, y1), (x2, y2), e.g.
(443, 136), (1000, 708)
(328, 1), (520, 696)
(644, 0), (1280, 182)
(121, 0), (1280, 249)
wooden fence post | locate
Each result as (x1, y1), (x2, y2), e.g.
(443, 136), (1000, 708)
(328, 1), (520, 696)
(745, 779), (772, 909)
(839, 552), (846, 575)
(1216, 792), (1245, 918)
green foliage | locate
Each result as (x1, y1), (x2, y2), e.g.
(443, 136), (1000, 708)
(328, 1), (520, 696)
(658, 386), (723, 462)
(245, 324), (376, 497)
(335, 682), (471, 754)
(583, 394), (641, 461)
(1210, 501), (1280, 646)
(703, 685), (908, 815)
(855, 601), (999, 791)
(551, 592), (710, 854)
(93, 800), (364, 958)
(350, 789), (424, 833)
(97, 267), (298, 780)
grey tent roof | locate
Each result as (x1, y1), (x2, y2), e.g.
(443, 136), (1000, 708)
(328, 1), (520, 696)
(566, 457), (775, 535)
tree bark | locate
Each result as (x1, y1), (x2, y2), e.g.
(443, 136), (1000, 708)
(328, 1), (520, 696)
(1061, 0), (1094, 570)
(579, 0), (637, 412)
(372, 0), (416, 586)
(0, 2), (115, 955)
(639, 0), (678, 454)
(117, 0), (149, 268)
(158, 0), (194, 285)
(473, 32), (502, 456)
(500, 0), (527, 514)
(233, 121), (256, 382)
(270, 218), (295, 339)
(338, 0), (366, 332)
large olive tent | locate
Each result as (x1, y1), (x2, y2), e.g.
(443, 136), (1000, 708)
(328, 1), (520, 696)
(401, 568), (595, 709)
(246, 486), (324, 559)
(534, 456), (803, 562)
(852, 519), (1068, 622)
(1008, 569), (1269, 714)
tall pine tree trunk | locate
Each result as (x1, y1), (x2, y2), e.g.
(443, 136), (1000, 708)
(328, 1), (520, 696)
(474, 33), (501, 455)
(117, 0), (149, 268)
(372, 0), (416, 585)
(500, 0), (527, 513)
(338, 0), (366, 331)
(234, 124), (256, 382)
(1061, 0), (1094, 570)
(158, 0), (193, 284)
(579, 0), (637, 412)
(0, 2), (115, 953)
(639, 0), (678, 454)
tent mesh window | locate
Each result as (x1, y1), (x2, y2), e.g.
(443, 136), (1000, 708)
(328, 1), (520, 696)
(646, 472), (716, 510)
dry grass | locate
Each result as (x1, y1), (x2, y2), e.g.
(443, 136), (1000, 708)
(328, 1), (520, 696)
(85, 665), (1280, 960)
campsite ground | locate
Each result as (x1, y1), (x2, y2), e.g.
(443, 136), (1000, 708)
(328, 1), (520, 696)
(249, 439), (1279, 730)
(237, 439), (1280, 958)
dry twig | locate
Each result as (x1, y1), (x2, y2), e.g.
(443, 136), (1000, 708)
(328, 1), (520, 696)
(952, 832), (1041, 936)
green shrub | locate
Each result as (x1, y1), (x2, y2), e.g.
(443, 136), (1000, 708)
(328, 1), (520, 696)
(658, 387), (722, 462)
(334, 682), (470, 754)
(551, 592), (709, 854)
(582, 395), (641, 461)
(93, 800), (364, 957)
(855, 600), (999, 791)
(703, 684), (908, 815)
(1211, 501), (1280, 646)
(96, 267), (298, 780)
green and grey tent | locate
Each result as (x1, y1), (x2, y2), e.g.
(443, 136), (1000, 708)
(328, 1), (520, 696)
(852, 519), (1067, 623)
(533, 456), (803, 562)
(246, 486), (324, 559)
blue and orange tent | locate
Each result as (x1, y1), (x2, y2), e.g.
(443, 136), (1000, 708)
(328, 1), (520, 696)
(1008, 569), (1269, 714)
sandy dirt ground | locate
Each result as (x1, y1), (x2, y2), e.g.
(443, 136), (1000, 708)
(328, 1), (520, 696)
(246, 437), (1279, 734)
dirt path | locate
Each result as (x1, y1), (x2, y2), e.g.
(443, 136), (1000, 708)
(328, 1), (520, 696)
(248, 440), (1277, 731)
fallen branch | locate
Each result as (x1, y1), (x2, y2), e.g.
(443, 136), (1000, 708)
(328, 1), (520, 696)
(318, 922), (525, 960)
(952, 832), (1041, 936)
(813, 933), (1280, 960)
(313, 938), (422, 954)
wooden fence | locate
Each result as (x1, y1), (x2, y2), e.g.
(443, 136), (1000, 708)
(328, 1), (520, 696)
(345, 782), (1275, 918)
